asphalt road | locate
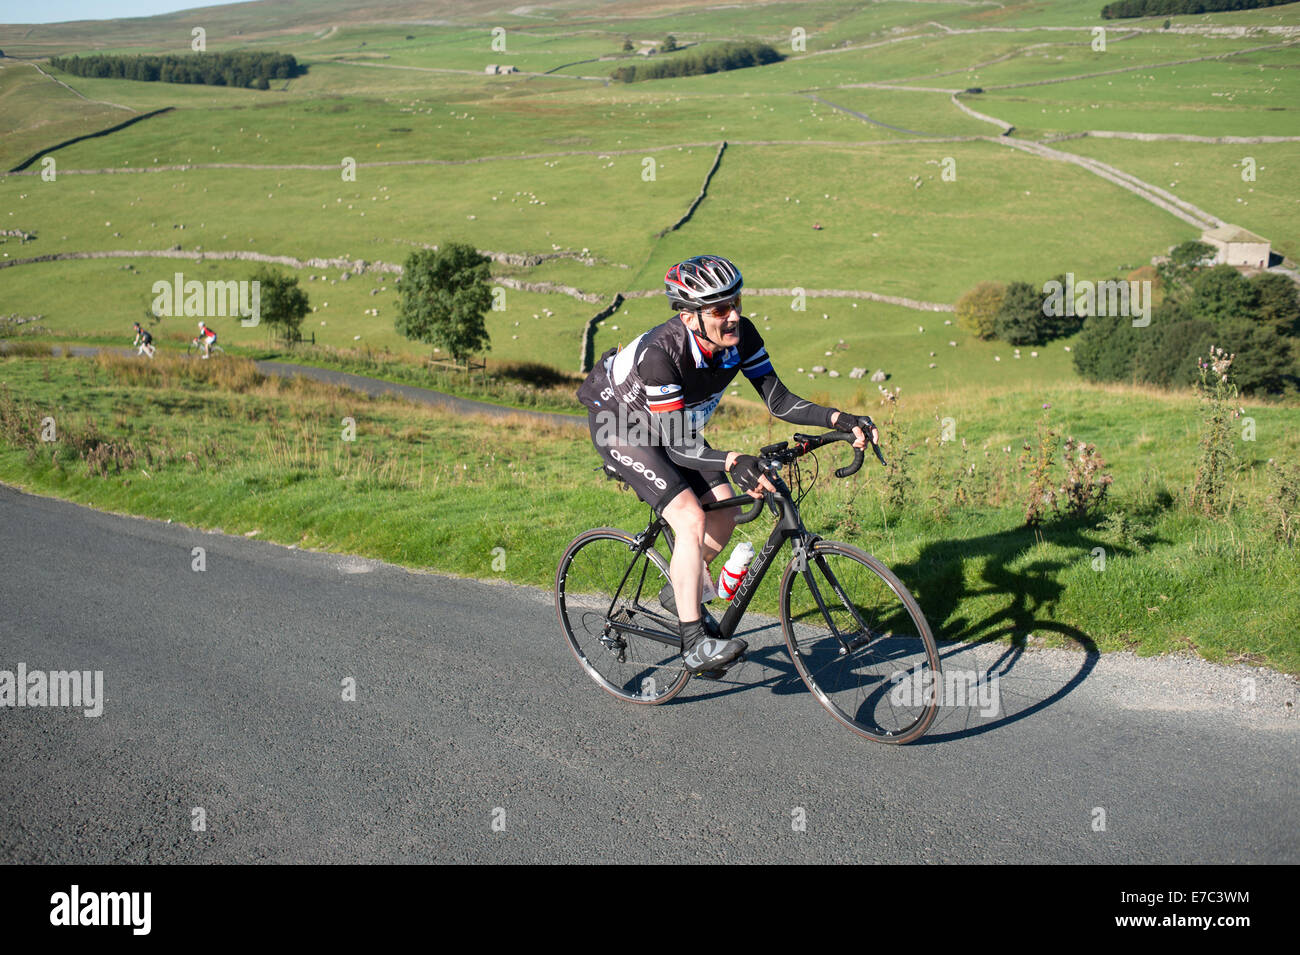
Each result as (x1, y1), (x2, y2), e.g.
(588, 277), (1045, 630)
(0, 483), (1296, 863)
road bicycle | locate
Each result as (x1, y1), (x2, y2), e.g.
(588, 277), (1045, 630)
(186, 337), (225, 358)
(555, 429), (941, 744)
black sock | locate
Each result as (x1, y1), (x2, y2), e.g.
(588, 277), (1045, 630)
(679, 618), (705, 649)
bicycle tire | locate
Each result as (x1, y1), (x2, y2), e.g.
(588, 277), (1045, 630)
(780, 540), (940, 744)
(555, 527), (691, 705)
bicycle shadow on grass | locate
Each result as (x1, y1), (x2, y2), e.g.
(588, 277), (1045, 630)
(686, 514), (1162, 744)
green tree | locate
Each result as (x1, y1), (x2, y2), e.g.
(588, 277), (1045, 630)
(1251, 271), (1300, 337)
(1190, 264), (1260, 325)
(622, 37), (634, 52)
(663, 35), (678, 52)
(1215, 318), (1296, 396)
(1040, 273), (1087, 341)
(395, 244), (492, 366)
(993, 281), (1046, 345)
(1133, 307), (1216, 389)
(1158, 239), (1215, 299)
(954, 281), (1004, 340)
(250, 267), (309, 344)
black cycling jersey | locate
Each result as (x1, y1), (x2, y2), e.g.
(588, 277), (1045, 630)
(578, 316), (839, 471)
(136, 330), (153, 345)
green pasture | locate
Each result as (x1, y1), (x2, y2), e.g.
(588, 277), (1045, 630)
(969, 47), (1300, 138)
(0, 63), (136, 170)
(639, 141), (1192, 303)
(0, 143), (717, 269)
(931, 32), (1274, 90)
(1055, 138), (1300, 261)
(803, 87), (998, 136)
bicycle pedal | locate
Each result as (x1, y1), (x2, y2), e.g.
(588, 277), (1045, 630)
(693, 653), (745, 680)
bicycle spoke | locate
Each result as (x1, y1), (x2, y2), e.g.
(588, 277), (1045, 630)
(783, 542), (939, 743)
(557, 530), (690, 705)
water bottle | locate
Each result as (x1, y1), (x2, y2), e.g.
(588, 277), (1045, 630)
(717, 542), (755, 601)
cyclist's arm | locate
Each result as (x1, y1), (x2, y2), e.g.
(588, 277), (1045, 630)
(740, 344), (840, 429)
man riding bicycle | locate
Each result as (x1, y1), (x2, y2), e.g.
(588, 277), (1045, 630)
(577, 254), (878, 674)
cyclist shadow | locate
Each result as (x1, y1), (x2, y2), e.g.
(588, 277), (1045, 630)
(687, 515), (1164, 744)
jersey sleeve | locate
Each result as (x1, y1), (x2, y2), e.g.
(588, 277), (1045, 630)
(637, 345), (685, 416)
(638, 344), (730, 471)
(740, 318), (840, 429)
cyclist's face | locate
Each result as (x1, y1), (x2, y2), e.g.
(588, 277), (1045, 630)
(685, 295), (741, 346)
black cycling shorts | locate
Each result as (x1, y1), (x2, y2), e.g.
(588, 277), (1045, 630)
(588, 410), (730, 514)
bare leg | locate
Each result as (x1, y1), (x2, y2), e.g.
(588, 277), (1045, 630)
(660, 488), (706, 624)
(700, 483), (738, 597)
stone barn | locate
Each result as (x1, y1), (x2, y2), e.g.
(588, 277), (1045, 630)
(1201, 225), (1270, 269)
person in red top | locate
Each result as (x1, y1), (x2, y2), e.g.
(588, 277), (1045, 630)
(197, 321), (217, 359)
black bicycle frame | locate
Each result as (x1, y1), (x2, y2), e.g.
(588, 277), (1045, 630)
(604, 473), (818, 650)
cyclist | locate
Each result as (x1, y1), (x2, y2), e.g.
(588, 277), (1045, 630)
(131, 322), (155, 358)
(196, 321), (217, 359)
(577, 253), (878, 674)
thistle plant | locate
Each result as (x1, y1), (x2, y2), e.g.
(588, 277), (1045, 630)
(1190, 346), (1242, 515)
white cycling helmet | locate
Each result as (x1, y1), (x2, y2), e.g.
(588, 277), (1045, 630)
(664, 254), (743, 312)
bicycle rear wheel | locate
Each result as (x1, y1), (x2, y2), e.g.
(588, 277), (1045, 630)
(555, 528), (690, 705)
(780, 540), (940, 743)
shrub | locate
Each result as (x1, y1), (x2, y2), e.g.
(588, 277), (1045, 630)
(1020, 406), (1059, 527)
(1072, 311), (1135, 383)
(1190, 347), (1240, 515)
(1263, 458), (1300, 546)
(1059, 435), (1113, 518)
(1132, 311), (1216, 389)
(955, 281), (1004, 340)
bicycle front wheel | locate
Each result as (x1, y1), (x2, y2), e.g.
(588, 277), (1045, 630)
(555, 528), (690, 705)
(780, 540), (940, 743)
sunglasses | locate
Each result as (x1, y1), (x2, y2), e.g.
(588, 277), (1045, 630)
(696, 296), (741, 321)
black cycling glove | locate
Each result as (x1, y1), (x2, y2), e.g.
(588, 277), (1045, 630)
(836, 414), (879, 445)
(729, 454), (764, 493)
